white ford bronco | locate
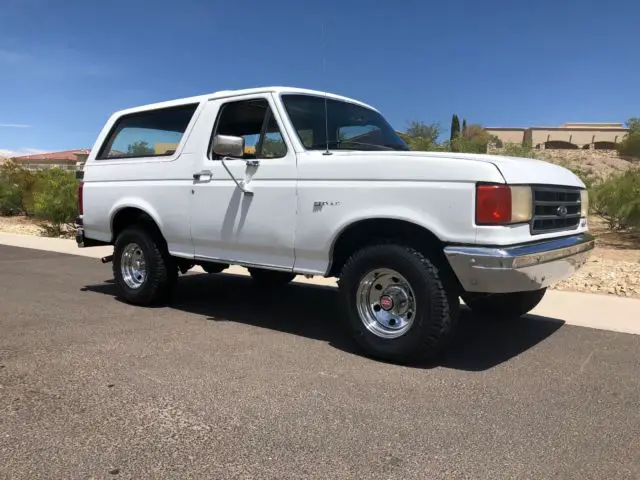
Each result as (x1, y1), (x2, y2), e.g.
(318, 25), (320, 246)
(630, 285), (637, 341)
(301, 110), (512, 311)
(76, 86), (594, 363)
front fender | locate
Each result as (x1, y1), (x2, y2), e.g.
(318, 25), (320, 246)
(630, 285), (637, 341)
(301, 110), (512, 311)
(326, 206), (447, 257)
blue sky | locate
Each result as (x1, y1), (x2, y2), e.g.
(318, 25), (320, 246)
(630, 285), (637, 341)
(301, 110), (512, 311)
(0, 0), (638, 155)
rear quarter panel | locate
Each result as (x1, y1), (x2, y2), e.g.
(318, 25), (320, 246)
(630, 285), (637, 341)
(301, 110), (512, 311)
(81, 102), (206, 257)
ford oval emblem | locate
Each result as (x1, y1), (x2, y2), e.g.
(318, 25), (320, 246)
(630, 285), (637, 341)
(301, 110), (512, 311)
(557, 205), (568, 217)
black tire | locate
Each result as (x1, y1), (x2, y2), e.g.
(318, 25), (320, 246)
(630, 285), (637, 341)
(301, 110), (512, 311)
(113, 226), (177, 306)
(462, 288), (546, 320)
(339, 244), (459, 364)
(247, 268), (296, 287)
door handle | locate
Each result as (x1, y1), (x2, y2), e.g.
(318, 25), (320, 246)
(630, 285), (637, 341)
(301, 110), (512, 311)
(193, 170), (213, 182)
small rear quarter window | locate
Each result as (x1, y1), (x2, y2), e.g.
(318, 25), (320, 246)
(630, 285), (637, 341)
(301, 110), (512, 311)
(97, 103), (198, 160)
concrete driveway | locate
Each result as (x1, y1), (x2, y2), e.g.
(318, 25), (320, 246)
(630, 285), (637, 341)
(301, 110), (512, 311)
(1, 244), (639, 479)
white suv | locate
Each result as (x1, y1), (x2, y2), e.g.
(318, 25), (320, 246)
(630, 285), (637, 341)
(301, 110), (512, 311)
(76, 86), (594, 363)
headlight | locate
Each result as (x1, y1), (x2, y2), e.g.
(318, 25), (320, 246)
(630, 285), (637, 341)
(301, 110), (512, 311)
(580, 189), (589, 217)
(510, 186), (533, 223)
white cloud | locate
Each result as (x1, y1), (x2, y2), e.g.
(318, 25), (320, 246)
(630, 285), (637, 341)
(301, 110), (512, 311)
(0, 124), (31, 128)
(0, 148), (49, 158)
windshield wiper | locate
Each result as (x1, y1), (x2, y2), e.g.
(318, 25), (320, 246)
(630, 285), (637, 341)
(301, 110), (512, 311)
(307, 140), (395, 151)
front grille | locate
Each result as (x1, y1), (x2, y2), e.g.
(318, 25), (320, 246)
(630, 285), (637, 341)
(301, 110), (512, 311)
(531, 186), (581, 235)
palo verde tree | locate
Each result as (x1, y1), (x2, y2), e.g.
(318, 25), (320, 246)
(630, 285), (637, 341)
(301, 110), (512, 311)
(403, 120), (441, 151)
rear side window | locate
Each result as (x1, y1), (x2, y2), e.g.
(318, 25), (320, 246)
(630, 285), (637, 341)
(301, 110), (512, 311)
(97, 103), (198, 159)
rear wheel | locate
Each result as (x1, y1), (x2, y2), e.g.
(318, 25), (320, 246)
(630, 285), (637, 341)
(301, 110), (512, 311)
(248, 268), (296, 287)
(339, 244), (459, 364)
(462, 288), (546, 320)
(113, 226), (177, 306)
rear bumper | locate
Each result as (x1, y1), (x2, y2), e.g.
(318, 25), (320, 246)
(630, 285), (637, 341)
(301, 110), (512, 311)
(444, 233), (595, 294)
(75, 215), (85, 247)
(75, 215), (108, 248)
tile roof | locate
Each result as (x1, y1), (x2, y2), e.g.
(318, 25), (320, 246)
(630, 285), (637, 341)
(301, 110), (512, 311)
(11, 149), (90, 162)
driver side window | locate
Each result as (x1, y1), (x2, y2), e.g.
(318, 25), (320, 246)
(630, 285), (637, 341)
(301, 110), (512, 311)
(211, 99), (287, 159)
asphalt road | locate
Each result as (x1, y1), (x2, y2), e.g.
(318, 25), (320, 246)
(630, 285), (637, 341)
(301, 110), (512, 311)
(1, 245), (638, 480)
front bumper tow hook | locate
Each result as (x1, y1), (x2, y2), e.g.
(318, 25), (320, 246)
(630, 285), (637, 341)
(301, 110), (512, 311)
(101, 255), (114, 264)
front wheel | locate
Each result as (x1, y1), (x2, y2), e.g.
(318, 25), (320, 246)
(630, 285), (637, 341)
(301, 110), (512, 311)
(339, 244), (459, 364)
(462, 288), (547, 320)
(113, 226), (177, 306)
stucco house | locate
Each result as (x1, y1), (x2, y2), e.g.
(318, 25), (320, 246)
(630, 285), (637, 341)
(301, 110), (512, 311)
(485, 123), (629, 150)
(9, 149), (90, 171)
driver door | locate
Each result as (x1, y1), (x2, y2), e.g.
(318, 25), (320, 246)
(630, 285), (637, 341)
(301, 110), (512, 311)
(189, 94), (297, 269)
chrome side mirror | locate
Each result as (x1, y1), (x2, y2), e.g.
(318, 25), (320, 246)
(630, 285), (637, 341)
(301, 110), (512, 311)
(212, 135), (244, 158)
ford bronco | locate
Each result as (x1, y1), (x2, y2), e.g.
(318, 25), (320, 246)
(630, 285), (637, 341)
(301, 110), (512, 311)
(76, 86), (594, 362)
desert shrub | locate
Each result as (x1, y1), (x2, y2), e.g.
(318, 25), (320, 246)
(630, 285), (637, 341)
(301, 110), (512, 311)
(591, 169), (640, 230)
(0, 160), (38, 215)
(500, 142), (537, 159)
(451, 136), (488, 154)
(0, 179), (23, 215)
(32, 168), (78, 236)
(617, 133), (640, 160)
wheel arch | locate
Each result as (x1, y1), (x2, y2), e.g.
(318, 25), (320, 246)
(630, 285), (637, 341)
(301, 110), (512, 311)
(110, 203), (167, 249)
(327, 217), (456, 284)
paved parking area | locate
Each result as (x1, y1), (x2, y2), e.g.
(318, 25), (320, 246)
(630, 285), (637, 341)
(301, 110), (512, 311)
(1, 245), (639, 479)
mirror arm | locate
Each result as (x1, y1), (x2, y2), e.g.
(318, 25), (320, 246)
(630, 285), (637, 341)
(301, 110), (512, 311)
(221, 156), (253, 195)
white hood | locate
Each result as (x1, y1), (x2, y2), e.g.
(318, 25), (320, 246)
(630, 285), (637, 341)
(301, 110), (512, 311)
(393, 151), (586, 188)
(300, 150), (586, 188)
(473, 154), (585, 188)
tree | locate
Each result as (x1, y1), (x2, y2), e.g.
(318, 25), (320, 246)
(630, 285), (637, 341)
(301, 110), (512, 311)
(406, 121), (441, 144)
(127, 141), (154, 156)
(450, 114), (461, 142)
(452, 123), (493, 154)
(462, 119), (467, 135)
(404, 121), (441, 151)
(626, 117), (640, 134)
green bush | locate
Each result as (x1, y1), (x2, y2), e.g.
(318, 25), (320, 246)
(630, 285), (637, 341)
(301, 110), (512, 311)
(591, 169), (640, 230)
(451, 136), (488, 154)
(617, 133), (640, 159)
(0, 160), (38, 215)
(0, 179), (23, 216)
(500, 142), (536, 159)
(32, 168), (78, 235)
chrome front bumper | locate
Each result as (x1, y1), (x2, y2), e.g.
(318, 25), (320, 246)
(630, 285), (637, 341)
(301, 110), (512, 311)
(444, 233), (595, 294)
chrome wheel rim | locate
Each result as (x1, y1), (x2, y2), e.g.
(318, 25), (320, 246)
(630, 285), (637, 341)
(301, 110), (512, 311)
(121, 243), (147, 289)
(356, 268), (416, 339)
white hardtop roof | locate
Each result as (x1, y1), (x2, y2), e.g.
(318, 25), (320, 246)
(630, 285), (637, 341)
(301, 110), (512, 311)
(114, 86), (378, 116)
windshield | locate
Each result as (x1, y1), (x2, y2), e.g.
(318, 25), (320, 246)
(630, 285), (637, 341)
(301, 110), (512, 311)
(281, 94), (410, 151)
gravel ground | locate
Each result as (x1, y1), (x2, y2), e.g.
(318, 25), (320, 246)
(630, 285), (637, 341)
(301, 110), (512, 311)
(1, 214), (639, 298)
(553, 217), (640, 299)
(553, 251), (640, 298)
(0, 215), (42, 236)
